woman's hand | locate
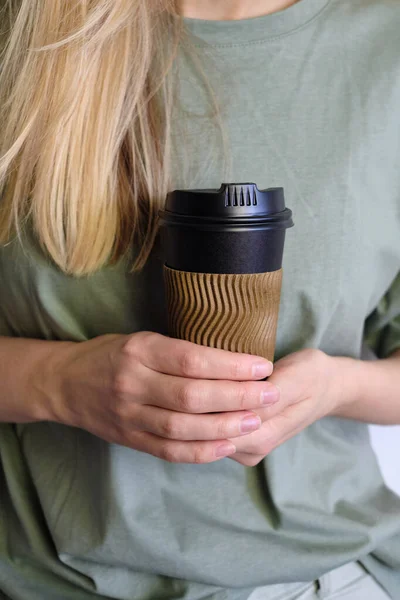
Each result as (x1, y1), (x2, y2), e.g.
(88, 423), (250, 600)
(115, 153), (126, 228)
(46, 332), (279, 464)
(228, 349), (351, 467)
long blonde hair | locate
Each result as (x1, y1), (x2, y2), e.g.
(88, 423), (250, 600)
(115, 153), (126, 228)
(0, 0), (180, 276)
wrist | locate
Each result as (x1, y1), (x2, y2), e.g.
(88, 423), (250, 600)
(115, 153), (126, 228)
(328, 355), (368, 418)
(32, 341), (78, 423)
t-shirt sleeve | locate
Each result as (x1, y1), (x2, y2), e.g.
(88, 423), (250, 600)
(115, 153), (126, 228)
(0, 314), (12, 336)
(364, 272), (400, 359)
(0, 293), (13, 336)
(0, 271), (13, 337)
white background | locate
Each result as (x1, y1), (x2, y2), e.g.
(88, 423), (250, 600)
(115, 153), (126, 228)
(369, 425), (400, 496)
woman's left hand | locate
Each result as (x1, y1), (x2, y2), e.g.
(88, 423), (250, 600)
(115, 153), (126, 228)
(228, 349), (351, 466)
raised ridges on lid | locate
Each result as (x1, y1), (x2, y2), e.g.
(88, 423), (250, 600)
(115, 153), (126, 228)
(224, 184), (257, 208)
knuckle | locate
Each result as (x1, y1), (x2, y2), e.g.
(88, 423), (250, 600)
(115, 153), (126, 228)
(121, 331), (156, 359)
(160, 415), (183, 440)
(235, 382), (249, 410)
(179, 349), (206, 378)
(304, 347), (325, 365)
(241, 434), (272, 457)
(243, 455), (265, 467)
(192, 446), (210, 464)
(215, 418), (230, 439)
(123, 430), (140, 450)
(177, 381), (202, 413)
(120, 335), (139, 359)
(315, 348), (330, 370)
(229, 358), (243, 379)
(158, 443), (180, 463)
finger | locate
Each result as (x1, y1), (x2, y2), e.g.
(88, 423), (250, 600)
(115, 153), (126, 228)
(141, 370), (280, 413)
(129, 430), (237, 464)
(229, 453), (265, 467)
(228, 400), (313, 455)
(248, 374), (309, 424)
(134, 405), (262, 441)
(246, 385), (289, 423)
(126, 332), (273, 381)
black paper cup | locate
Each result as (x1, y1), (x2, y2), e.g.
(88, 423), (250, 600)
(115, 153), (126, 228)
(159, 183), (293, 274)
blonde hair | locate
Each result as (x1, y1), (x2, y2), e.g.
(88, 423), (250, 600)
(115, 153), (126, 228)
(0, 0), (180, 276)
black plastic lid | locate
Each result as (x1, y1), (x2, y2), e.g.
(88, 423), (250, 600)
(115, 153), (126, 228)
(160, 183), (293, 229)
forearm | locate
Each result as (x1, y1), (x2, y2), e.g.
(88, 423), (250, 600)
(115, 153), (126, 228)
(333, 350), (400, 425)
(0, 336), (75, 423)
(2, 335), (399, 427)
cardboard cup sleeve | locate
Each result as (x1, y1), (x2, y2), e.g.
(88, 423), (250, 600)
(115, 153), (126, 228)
(164, 265), (283, 362)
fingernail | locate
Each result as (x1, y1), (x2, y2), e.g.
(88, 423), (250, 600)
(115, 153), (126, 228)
(261, 388), (280, 405)
(252, 361), (272, 379)
(240, 415), (262, 434)
(216, 443), (236, 458)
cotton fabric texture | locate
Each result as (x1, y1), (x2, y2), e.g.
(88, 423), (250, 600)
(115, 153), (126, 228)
(1, 0), (400, 599)
(247, 562), (391, 600)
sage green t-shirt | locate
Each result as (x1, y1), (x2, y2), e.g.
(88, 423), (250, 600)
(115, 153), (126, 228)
(1, 0), (400, 598)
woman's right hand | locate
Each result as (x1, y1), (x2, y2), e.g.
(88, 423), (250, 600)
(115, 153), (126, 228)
(47, 332), (280, 464)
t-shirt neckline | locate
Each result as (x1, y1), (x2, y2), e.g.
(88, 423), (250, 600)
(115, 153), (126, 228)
(183, 0), (332, 46)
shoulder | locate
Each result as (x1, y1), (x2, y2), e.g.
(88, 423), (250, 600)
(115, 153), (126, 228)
(325, 0), (400, 50)
(327, 0), (400, 25)
(326, 0), (400, 46)
(324, 0), (400, 95)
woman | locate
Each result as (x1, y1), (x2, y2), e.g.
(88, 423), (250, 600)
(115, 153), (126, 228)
(0, 0), (399, 598)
